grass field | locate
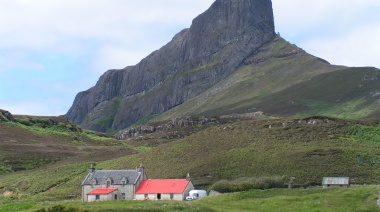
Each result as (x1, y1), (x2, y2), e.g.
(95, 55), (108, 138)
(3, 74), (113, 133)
(0, 186), (379, 212)
(1, 112), (380, 211)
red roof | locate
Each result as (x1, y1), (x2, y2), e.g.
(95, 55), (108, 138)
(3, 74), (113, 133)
(136, 179), (190, 194)
(87, 188), (118, 195)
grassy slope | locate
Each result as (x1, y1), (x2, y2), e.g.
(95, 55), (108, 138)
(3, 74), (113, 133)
(152, 36), (380, 122)
(0, 116), (143, 197)
(254, 67), (380, 118)
(100, 117), (380, 186)
(0, 117), (137, 175)
(1, 116), (380, 210)
(152, 36), (344, 121)
(2, 117), (380, 198)
(195, 186), (380, 212)
(1, 187), (379, 211)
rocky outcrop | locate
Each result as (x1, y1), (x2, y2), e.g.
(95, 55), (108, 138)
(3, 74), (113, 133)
(65, 0), (276, 132)
(0, 109), (14, 122)
(116, 116), (218, 140)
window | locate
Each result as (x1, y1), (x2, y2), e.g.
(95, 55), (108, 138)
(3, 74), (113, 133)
(121, 177), (128, 187)
(96, 195), (100, 200)
(121, 193), (126, 200)
(90, 178), (97, 188)
(106, 178), (113, 188)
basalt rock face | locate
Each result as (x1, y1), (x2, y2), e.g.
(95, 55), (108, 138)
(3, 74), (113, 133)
(65, 0), (276, 132)
(0, 109), (15, 122)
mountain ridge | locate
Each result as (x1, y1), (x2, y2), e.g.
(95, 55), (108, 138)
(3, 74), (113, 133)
(65, 0), (276, 132)
(66, 0), (379, 133)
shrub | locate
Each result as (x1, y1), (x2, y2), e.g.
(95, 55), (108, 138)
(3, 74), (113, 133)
(209, 176), (286, 193)
(35, 205), (88, 212)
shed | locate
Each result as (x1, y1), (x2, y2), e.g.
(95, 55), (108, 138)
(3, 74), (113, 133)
(135, 179), (194, 201)
(322, 177), (349, 188)
(87, 188), (118, 202)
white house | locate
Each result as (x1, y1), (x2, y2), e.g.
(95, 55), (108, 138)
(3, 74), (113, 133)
(135, 179), (194, 201)
(81, 164), (147, 202)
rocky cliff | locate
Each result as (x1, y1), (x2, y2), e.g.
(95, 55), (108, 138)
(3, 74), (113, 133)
(0, 109), (14, 122)
(65, 0), (276, 132)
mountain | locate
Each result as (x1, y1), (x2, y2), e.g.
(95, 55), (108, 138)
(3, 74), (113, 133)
(66, 0), (380, 133)
(152, 36), (380, 122)
(65, 0), (276, 132)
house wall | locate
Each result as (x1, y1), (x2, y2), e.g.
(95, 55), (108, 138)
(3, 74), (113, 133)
(87, 193), (114, 202)
(135, 193), (183, 201)
(82, 185), (94, 202)
(323, 184), (349, 189)
(184, 183), (195, 198)
(115, 184), (135, 200)
(82, 184), (136, 202)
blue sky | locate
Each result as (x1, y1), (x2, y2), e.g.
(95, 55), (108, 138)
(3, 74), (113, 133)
(0, 0), (379, 116)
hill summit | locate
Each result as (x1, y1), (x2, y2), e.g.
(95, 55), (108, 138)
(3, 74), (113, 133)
(65, 0), (276, 132)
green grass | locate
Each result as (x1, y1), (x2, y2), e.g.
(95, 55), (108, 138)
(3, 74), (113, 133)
(152, 36), (344, 122)
(6, 118), (113, 142)
(91, 117), (380, 187)
(1, 116), (380, 210)
(195, 186), (380, 212)
(0, 187), (378, 212)
(295, 98), (374, 119)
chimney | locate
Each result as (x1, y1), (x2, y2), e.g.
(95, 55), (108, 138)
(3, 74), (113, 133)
(138, 163), (147, 180)
(89, 164), (95, 173)
(186, 173), (191, 181)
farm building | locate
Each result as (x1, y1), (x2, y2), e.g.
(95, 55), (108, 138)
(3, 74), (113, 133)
(322, 177), (350, 188)
(135, 179), (194, 201)
(81, 164), (194, 202)
(81, 164), (147, 202)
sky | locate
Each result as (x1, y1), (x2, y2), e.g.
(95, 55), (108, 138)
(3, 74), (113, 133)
(0, 0), (379, 116)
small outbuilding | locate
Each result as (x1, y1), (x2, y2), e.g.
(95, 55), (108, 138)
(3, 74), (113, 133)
(322, 177), (350, 188)
(135, 179), (194, 201)
(86, 188), (118, 202)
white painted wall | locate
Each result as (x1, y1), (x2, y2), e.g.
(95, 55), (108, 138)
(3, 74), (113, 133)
(87, 193), (114, 202)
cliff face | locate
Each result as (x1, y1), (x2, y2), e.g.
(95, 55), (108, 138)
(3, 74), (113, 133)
(65, 0), (276, 132)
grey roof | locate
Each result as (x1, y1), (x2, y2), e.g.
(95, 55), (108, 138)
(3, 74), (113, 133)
(82, 170), (141, 186)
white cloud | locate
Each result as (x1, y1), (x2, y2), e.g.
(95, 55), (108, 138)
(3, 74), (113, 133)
(1, 0), (380, 116)
(1, 100), (67, 116)
(272, 0), (380, 68)
(301, 24), (380, 67)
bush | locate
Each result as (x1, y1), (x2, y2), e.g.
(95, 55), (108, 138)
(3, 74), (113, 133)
(209, 176), (286, 193)
(35, 205), (88, 212)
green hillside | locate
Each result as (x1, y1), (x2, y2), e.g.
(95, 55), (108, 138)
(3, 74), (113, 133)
(2, 116), (380, 198)
(102, 117), (380, 186)
(152, 36), (380, 122)
(1, 112), (380, 211)
(1, 187), (379, 211)
(254, 67), (380, 118)
(0, 115), (138, 175)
